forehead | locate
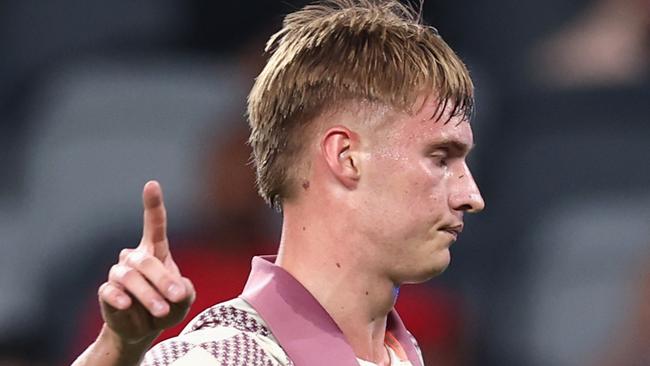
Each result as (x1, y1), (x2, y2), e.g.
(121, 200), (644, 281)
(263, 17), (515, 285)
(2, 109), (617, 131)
(384, 95), (474, 149)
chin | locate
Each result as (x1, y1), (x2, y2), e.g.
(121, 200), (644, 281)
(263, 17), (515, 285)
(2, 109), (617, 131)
(401, 250), (451, 284)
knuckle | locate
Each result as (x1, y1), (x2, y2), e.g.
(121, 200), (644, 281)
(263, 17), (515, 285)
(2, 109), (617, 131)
(108, 264), (121, 280)
(99, 282), (122, 302)
(182, 278), (196, 302)
(126, 250), (151, 268)
(98, 282), (110, 297)
(119, 248), (132, 262)
(110, 264), (137, 283)
(139, 255), (157, 269)
(158, 273), (174, 289)
(151, 212), (166, 226)
(183, 277), (195, 291)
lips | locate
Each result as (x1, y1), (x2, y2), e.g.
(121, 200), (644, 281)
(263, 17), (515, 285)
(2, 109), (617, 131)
(440, 224), (463, 241)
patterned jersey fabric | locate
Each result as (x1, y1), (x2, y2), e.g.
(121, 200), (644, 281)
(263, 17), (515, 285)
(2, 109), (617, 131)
(141, 297), (413, 366)
(142, 298), (292, 366)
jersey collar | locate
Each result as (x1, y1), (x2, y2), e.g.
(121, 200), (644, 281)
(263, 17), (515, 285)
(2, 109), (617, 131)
(241, 255), (423, 366)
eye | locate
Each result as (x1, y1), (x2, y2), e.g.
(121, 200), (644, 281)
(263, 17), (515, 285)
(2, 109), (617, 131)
(430, 152), (448, 168)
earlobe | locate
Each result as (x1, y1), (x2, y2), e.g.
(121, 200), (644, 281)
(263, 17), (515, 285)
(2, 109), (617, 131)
(321, 126), (361, 189)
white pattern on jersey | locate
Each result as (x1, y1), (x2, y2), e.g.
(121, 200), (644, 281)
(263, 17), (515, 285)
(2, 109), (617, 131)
(142, 297), (414, 366)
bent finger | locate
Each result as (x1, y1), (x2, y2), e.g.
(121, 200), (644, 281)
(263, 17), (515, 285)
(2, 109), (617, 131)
(98, 281), (132, 310)
(181, 277), (196, 305)
(119, 248), (135, 263)
(125, 250), (186, 303)
(109, 264), (170, 318)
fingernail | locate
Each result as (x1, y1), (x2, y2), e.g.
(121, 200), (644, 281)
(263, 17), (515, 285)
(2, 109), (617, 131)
(167, 283), (184, 300)
(152, 300), (168, 316)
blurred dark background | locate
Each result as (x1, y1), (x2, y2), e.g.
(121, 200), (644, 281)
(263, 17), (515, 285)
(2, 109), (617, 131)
(0, 0), (648, 365)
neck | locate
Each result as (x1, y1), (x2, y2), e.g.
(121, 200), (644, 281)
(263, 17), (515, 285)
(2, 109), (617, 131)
(276, 202), (395, 365)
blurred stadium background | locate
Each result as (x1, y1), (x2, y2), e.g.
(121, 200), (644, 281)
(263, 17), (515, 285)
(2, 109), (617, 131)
(0, 0), (648, 365)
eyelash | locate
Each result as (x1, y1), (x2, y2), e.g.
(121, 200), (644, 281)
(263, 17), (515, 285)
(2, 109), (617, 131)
(431, 154), (448, 167)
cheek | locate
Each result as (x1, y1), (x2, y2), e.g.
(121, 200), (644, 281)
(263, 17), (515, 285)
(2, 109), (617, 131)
(386, 162), (447, 222)
(412, 160), (446, 202)
(361, 147), (447, 213)
(412, 188), (446, 226)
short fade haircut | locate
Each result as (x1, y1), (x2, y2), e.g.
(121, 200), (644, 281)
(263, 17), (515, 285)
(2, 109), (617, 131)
(247, 0), (474, 209)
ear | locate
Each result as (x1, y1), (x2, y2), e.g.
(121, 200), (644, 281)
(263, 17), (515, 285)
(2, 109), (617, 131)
(321, 126), (361, 189)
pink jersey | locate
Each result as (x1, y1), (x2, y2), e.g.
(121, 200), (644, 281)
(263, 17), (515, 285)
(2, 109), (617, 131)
(142, 256), (423, 366)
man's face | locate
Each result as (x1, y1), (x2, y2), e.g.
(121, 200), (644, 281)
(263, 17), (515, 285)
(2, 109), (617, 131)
(355, 96), (484, 284)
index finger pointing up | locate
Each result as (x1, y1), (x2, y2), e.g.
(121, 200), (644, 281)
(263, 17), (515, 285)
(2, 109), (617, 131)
(141, 180), (169, 259)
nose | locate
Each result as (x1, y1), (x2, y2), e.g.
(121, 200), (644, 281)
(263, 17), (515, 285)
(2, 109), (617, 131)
(448, 163), (485, 213)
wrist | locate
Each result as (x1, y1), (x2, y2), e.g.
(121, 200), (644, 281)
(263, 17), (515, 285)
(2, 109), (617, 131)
(98, 324), (159, 363)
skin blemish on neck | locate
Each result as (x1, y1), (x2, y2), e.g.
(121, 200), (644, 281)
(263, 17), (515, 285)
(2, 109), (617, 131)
(459, 174), (465, 179)
(302, 180), (310, 190)
(336, 262), (341, 268)
(302, 226), (306, 231)
(365, 291), (369, 296)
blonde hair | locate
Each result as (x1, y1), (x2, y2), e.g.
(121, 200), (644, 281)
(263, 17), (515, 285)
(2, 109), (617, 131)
(247, 0), (474, 209)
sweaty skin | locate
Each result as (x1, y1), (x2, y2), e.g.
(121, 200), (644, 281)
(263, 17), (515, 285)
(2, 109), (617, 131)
(72, 96), (483, 366)
(276, 94), (484, 365)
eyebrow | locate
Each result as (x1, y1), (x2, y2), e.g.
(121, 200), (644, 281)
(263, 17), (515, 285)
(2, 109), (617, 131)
(429, 139), (475, 155)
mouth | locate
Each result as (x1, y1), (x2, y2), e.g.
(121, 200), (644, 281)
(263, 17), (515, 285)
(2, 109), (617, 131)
(440, 224), (463, 241)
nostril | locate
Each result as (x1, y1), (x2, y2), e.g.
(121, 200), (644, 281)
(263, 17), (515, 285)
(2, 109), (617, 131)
(457, 203), (473, 211)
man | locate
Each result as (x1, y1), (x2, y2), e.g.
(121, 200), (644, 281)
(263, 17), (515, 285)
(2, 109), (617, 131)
(73, 0), (484, 365)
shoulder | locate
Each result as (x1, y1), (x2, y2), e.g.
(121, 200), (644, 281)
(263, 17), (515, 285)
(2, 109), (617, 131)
(141, 298), (292, 366)
(181, 297), (272, 337)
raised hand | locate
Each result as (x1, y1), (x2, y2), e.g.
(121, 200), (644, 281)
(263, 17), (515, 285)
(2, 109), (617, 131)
(97, 181), (195, 345)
